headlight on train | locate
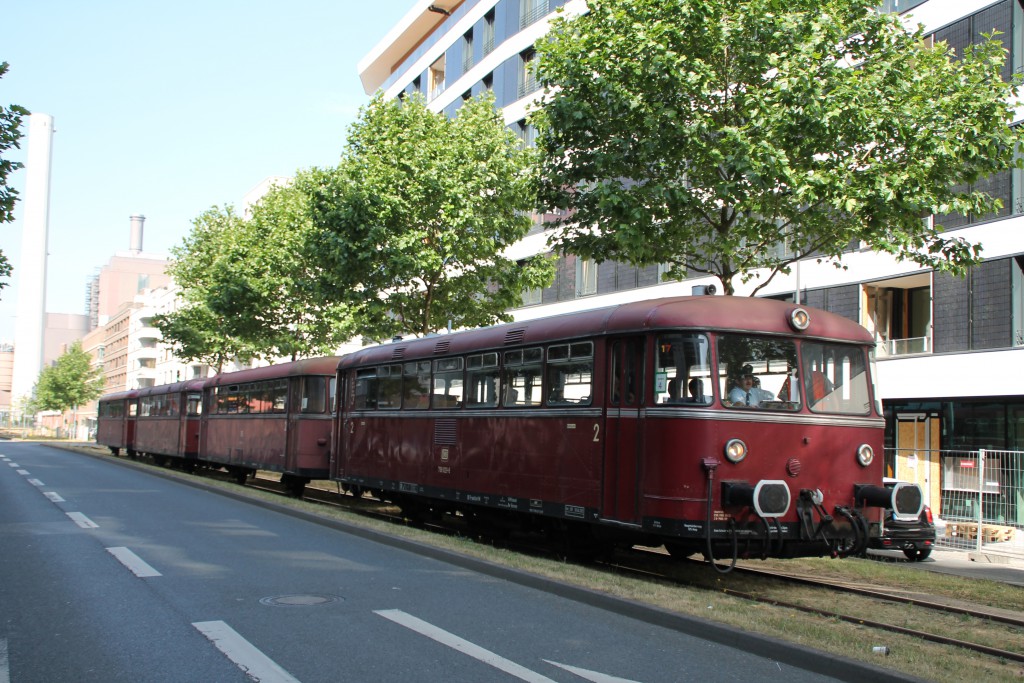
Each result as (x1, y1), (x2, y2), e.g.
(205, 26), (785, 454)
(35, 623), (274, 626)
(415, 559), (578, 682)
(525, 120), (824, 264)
(856, 444), (874, 467)
(789, 307), (811, 331)
(724, 438), (748, 463)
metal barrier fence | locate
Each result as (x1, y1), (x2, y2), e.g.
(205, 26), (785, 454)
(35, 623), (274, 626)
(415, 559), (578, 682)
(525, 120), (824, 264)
(886, 448), (1023, 555)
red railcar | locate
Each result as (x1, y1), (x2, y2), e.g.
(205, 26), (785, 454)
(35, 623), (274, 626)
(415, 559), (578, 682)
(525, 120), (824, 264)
(96, 389), (139, 457)
(200, 357), (339, 493)
(333, 296), (922, 560)
(133, 379), (206, 468)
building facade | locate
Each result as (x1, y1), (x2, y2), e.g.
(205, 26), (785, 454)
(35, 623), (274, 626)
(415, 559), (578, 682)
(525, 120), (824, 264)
(361, 0), (1024, 522)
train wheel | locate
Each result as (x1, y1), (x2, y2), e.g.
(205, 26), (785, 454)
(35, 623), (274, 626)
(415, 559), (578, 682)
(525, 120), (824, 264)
(281, 474), (308, 497)
(153, 455), (167, 468)
(231, 467), (250, 485)
(127, 449), (138, 460)
(107, 447), (120, 457)
(665, 542), (701, 560)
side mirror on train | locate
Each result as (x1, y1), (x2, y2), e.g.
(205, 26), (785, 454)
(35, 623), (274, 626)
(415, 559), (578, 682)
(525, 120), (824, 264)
(691, 284), (717, 296)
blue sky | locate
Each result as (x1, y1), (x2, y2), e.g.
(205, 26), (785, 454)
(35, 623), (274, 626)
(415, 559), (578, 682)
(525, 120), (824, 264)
(1, 0), (413, 341)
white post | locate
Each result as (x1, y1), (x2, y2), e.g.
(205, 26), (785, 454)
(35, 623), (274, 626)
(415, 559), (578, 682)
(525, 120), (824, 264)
(976, 449), (986, 553)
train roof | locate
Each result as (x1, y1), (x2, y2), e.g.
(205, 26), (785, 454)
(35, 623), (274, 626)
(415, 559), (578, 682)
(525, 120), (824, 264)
(204, 356), (342, 389)
(134, 378), (207, 399)
(338, 296), (874, 369)
(98, 389), (139, 403)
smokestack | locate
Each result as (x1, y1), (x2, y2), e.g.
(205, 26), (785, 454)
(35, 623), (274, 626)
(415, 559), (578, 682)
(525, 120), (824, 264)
(129, 214), (145, 254)
(12, 113), (55, 405)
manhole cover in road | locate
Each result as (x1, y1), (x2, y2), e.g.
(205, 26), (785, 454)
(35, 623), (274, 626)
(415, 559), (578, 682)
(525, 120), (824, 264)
(259, 594), (343, 607)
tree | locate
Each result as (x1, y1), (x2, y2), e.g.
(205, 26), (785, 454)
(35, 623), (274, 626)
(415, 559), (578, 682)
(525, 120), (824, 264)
(155, 206), (258, 371)
(303, 92), (554, 339)
(534, 0), (1023, 295)
(212, 179), (355, 360)
(33, 341), (105, 413)
(0, 62), (29, 294)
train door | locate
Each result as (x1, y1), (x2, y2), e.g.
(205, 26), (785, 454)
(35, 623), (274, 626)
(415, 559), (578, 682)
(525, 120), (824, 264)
(602, 337), (645, 523)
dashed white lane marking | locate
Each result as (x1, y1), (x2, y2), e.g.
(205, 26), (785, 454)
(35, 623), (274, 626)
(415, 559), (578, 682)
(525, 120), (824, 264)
(66, 512), (99, 529)
(545, 660), (643, 683)
(0, 637), (9, 683)
(106, 547), (162, 578)
(27, 479), (44, 487)
(375, 609), (559, 683)
(43, 491), (65, 503)
(7, 463), (19, 467)
(192, 621), (300, 683)
(16, 469), (29, 475)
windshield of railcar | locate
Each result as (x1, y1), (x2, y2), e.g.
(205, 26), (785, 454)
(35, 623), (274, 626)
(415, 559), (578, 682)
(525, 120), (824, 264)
(717, 335), (800, 411)
(653, 334), (712, 405)
(801, 342), (872, 415)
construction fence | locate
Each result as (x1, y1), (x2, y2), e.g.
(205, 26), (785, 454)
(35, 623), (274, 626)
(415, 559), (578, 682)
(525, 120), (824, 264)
(886, 448), (1024, 556)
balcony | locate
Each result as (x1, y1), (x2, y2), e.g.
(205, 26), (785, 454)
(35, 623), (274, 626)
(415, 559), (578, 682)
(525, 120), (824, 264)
(876, 336), (932, 358)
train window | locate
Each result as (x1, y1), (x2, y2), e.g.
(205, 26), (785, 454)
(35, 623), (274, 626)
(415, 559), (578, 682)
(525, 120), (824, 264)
(654, 334), (712, 405)
(403, 361), (431, 410)
(270, 380), (288, 412)
(717, 335), (800, 411)
(801, 342), (871, 415)
(300, 377), (328, 414)
(546, 342), (593, 405)
(503, 347), (543, 407)
(378, 364), (404, 409)
(186, 393), (202, 416)
(466, 353), (500, 408)
(432, 358), (464, 408)
(354, 368), (379, 410)
(128, 402), (138, 417)
(329, 376), (338, 414)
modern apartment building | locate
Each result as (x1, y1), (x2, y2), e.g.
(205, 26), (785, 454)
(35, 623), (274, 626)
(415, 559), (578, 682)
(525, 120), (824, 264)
(359, 0), (1024, 515)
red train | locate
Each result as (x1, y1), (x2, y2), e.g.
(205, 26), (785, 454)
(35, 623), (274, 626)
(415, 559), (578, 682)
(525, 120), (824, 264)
(98, 297), (922, 561)
(99, 357), (338, 495)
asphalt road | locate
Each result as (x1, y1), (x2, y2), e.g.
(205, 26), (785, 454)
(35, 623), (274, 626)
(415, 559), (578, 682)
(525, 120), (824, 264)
(0, 442), (913, 683)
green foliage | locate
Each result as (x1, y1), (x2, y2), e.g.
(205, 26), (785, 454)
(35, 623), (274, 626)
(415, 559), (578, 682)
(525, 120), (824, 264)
(33, 341), (105, 412)
(156, 206), (259, 370)
(0, 62), (29, 293)
(534, 0), (1023, 294)
(303, 91), (555, 339)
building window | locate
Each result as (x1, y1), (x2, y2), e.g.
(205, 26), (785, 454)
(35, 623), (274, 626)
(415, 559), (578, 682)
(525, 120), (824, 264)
(1013, 256), (1024, 347)
(483, 10), (496, 56)
(516, 119), (537, 148)
(462, 29), (474, 73)
(864, 278), (932, 357)
(576, 258), (598, 297)
(520, 0), (548, 29)
(428, 55), (446, 101)
(518, 49), (539, 99)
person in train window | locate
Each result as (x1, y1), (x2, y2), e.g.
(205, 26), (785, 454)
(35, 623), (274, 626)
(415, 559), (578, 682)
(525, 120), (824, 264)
(688, 378), (707, 403)
(728, 365), (773, 407)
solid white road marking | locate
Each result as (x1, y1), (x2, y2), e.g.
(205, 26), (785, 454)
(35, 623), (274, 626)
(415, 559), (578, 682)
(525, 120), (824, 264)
(375, 609), (559, 683)
(43, 491), (65, 503)
(0, 637), (9, 683)
(106, 547), (162, 578)
(66, 512), (99, 529)
(27, 479), (44, 487)
(545, 660), (644, 683)
(192, 621), (300, 683)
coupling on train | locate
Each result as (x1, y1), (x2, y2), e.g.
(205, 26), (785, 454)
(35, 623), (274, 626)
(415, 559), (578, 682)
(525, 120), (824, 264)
(97, 296), (924, 563)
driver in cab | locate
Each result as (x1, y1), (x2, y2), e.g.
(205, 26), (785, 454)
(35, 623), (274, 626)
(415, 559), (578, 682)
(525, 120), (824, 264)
(728, 364), (774, 407)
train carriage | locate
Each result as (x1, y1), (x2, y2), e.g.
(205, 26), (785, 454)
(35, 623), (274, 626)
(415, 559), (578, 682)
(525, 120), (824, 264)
(200, 357), (340, 493)
(96, 389), (139, 457)
(133, 379), (205, 468)
(334, 296), (922, 560)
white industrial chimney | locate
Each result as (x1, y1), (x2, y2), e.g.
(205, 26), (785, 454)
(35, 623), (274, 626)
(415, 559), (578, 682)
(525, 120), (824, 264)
(12, 113), (55, 405)
(129, 214), (145, 254)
